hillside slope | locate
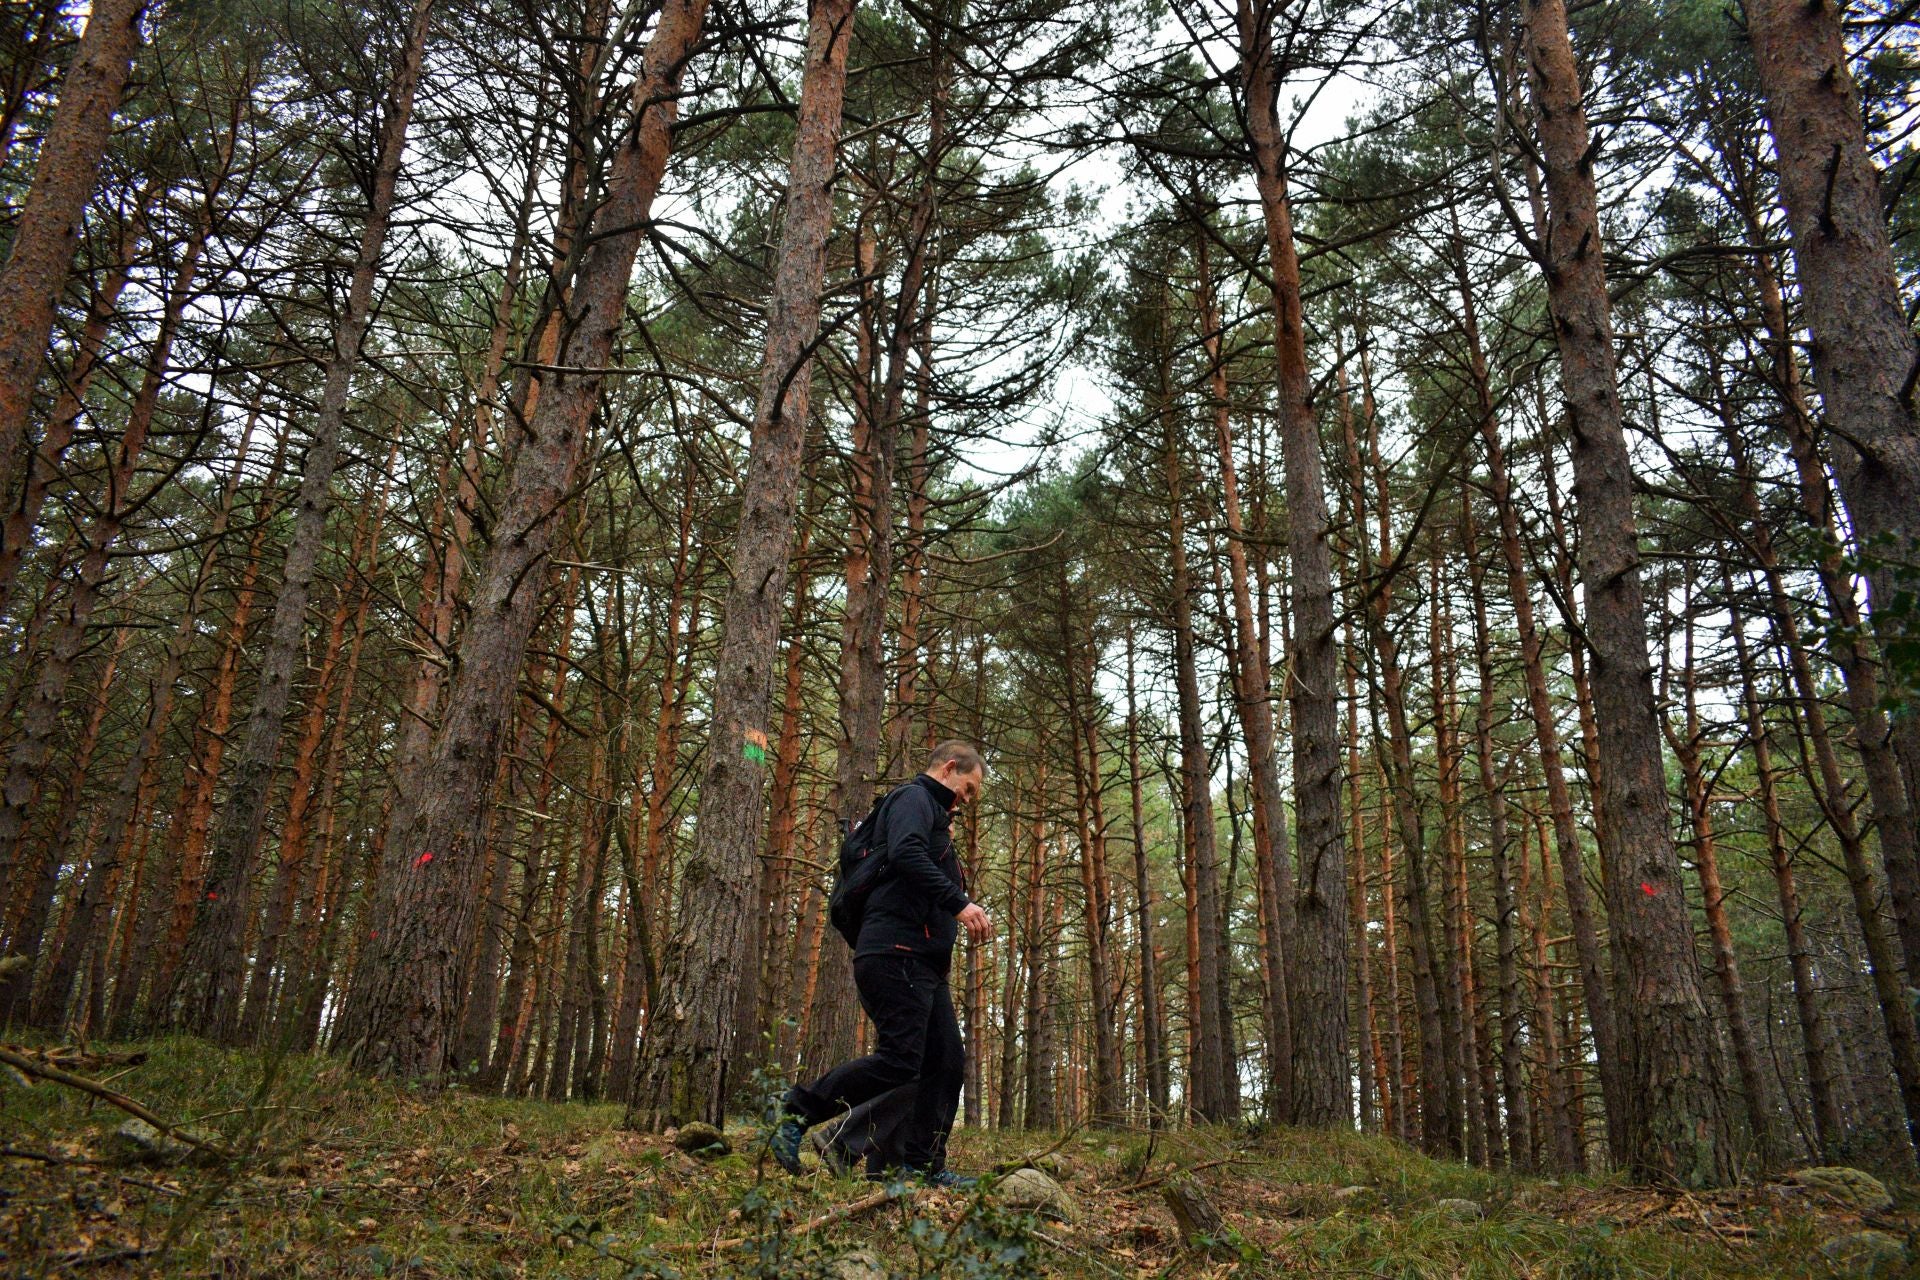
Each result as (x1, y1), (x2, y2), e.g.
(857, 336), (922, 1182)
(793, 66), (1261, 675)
(1, 1039), (1911, 1277)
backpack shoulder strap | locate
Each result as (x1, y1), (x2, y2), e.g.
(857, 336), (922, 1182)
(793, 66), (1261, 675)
(862, 783), (913, 859)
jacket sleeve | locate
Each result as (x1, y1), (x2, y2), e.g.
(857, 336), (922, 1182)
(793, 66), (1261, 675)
(884, 790), (969, 915)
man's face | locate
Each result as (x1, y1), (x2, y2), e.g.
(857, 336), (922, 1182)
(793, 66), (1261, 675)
(941, 763), (984, 808)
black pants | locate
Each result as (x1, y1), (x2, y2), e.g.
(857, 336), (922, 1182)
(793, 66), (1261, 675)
(784, 953), (964, 1171)
(816, 1082), (920, 1177)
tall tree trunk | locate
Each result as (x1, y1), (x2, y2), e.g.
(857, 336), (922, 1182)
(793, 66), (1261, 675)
(1747, 0), (1920, 706)
(283, 516), (379, 1045)
(803, 151), (937, 1081)
(1431, 551), (1486, 1164)
(1522, 812), (1581, 1169)
(888, 316), (934, 774)
(239, 457), (393, 1044)
(1663, 579), (1779, 1165)
(484, 738), (550, 1093)
(997, 782), (1035, 1128)
(1375, 759), (1407, 1142)
(1062, 602), (1123, 1124)
(1520, 0), (1735, 1185)
(608, 482), (702, 1101)
(1463, 493), (1531, 1169)
(133, 426), (287, 1026)
(0, 0), (145, 481)
(1342, 355), (1454, 1156)
(1194, 221), (1294, 1120)
(0, 625), (124, 1023)
(390, 147), (540, 800)
(1231, 0), (1347, 1129)
(746, 520), (813, 1077)
(1024, 844), (1060, 1129)
(177, 0), (435, 1041)
(627, 0), (853, 1128)
(1124, 623), (1169, 1122)
(0, 198), (202, 944)
(0, 181), (150, 622)
(339, 0), (708, 1081)
(1162, 384), (1231, 1122)
(1455, 228), (1626, 1160)
(1344, 657), (1378, 1134)
(22, 412), (261, 1028)
(1729, 600), (1847, 1162)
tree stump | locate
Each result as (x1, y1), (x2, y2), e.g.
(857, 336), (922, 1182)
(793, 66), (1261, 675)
(1161, 1173), (1226, 1250)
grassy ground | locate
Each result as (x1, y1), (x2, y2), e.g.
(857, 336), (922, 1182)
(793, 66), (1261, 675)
(0, 1037), (1911, 1277)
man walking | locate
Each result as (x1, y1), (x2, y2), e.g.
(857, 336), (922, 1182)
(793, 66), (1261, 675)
(770, 741), (993, 1185)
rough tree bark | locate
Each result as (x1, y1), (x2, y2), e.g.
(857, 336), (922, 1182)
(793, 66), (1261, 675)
(1747, 0), (1920, 710)
(1520, 0), (1735, 1184)
(1062, 605), (1124, 1124)
(626, 0), (855, 1128)
(0, 0), (146, 485)
(0, 628), (124, 1024)
(1342, 655), (1379, 1134)
(0, 180), (151, 622)
(1431, 554), (1487, 1164)
(337, 0), (709, 1080)
(1232, 0), (1347, 1128)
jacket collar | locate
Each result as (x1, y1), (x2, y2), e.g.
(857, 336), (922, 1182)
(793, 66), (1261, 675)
(915, 772), (956, 810)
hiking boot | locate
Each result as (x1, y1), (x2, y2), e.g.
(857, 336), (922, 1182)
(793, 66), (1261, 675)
(917, 1167), (977, 1190)
(767, 1116), (808, 1175)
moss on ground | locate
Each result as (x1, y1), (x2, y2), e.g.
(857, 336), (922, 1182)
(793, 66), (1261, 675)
(0, 1037), (1910, 1277)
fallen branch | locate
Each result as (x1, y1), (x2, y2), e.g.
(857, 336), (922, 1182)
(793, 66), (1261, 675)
(54, 1245), (158, 1271)
(988, 1122), (1083, 1175)
(1117, 1156), (1244, 1194)
(0, 1046), (234, 1162)
(663, 1184), (929, 1255)
(4, 1042), (148, 1074)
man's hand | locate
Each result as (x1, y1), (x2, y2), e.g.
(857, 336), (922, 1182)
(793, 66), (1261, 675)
(957, 902), (994, 945)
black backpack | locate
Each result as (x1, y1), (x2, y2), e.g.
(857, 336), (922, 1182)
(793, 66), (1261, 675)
(827, 790), (898, 947)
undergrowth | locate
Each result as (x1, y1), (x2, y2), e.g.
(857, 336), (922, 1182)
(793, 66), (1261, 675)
(0, 1036), (1910, 1277)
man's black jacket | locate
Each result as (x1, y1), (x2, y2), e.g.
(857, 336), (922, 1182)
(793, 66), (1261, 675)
(855, 773), (970, 963)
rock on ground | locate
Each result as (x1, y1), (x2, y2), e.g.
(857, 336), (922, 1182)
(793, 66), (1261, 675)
(1788, 1167), (1895, 1213)
(1433, 1198), (1484, 1222)
(670, 1122), (729, 1157)
(1034, 1152), (1078, 1179)
(107, 1118), (222, 1167)
(1820, 1230), (1910, 1277)
(822, 1247), (888, 1280)
(991, 1167), (1079, 1221)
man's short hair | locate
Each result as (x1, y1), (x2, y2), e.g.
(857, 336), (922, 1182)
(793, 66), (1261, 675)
(927, 740), (984, 776)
